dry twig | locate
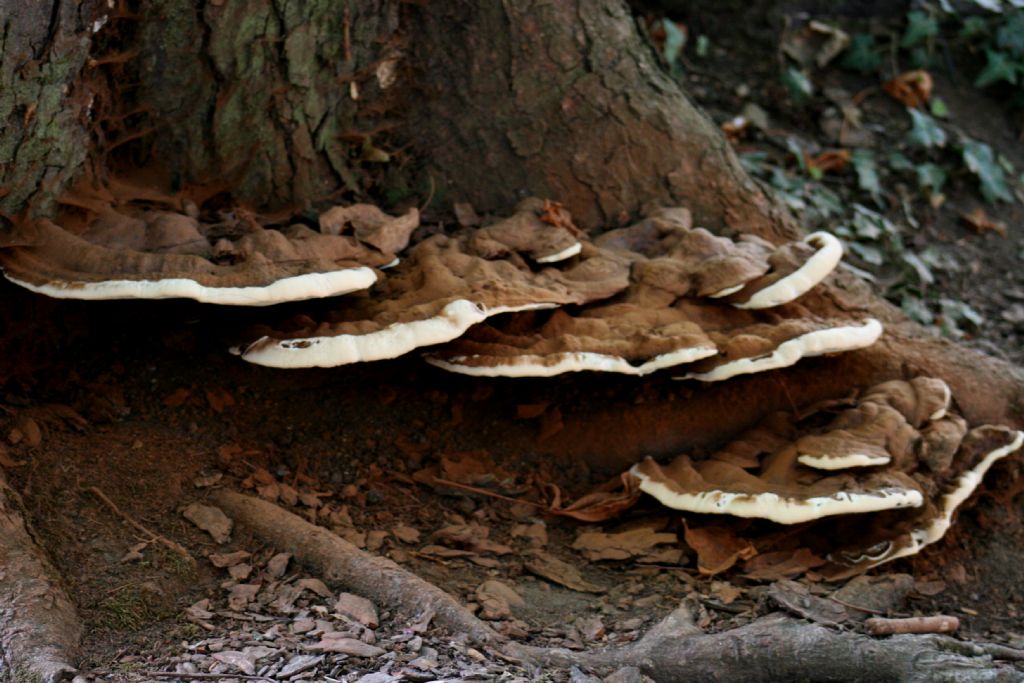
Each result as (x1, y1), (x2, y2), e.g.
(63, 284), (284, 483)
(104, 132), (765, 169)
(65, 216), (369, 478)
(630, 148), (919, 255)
(865, 615), (960, 635)
(84, 486), (195, 565)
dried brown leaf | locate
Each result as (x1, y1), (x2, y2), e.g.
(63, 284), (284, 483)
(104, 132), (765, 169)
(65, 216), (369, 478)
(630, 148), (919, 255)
(961, 207), (1008, 238)
(883, 69), (933, 108)
(572, 527), (678, 562)
(524, 552), (606, 593)
(539, 199), (582, 237)
(209, 550), (251, 568)
(163, 387), (191, 407)
(805, 149), (851, 175)
(205, 387), (236, 413)
(742, 547), (825, 580)
(546, 472), (642, 523)
(684, 524), (757, 576)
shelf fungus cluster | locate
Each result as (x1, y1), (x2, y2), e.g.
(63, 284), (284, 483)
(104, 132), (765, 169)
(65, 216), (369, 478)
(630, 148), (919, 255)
(0, 182), (418, 306)
(237, 201), (876, 373)
(4, 191), (1016, 576)
(630, 377), (1023, 576)
(424, 207), (877, 379)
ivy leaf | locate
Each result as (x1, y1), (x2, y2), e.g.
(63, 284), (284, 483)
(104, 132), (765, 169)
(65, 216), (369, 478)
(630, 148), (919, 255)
(887, 151), (915, 171)
(851, 149), (882, 204)
(960, 16), (989, 40)
(901, 296), (934, 325)
(929, 96), (949, 118)
(661, 19), (687, 69)
(901, 10), (938, 48)
(962, 138), (1014, 203)
(974, 49), (1020, 88)
(906, 109), (947, 148)
(907, 46), (937, 69)
(695, 34), (710, 58)
(781, 67), (814, 102)
(916, 162), (947, 195)
(939, 298), (984, 339)
(841, 33), (882, 74)
(848, 240), (884, 265)
(997, 13), (1024, 57)
(903, 252), (935, 285)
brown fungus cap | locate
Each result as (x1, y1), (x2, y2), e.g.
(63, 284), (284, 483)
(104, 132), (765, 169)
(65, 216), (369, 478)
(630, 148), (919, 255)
(427, 299), (879, 379)
(425, 207), (860, 378)
(469, 198), (584, 264)
(0, 196), (420, 305)
(594, 209), (842, 307)
(630, 452), (925, 526)
(820, 425), (1023, 578)
(627, 377), (1023, 573)
(239, 230), (631, 368)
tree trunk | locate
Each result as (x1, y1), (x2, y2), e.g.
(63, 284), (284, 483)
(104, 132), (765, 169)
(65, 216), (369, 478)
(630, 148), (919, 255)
(405, 0), (796, 235)
(0, 0), (95, 220)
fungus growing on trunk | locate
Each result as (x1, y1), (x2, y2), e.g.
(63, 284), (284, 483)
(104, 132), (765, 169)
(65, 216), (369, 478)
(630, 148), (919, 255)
(592, 209), (842, 307)
(239, 232), (632, 368)
(425, 208), (865, 379)
(626, 378), (1023, 573)
(426, 303), (880, 379)
(469, 198), (584, 265)
(0, 187), (419, 305)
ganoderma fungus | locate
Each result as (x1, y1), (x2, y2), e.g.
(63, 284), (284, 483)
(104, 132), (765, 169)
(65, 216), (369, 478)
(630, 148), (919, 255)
(0, 190), (419, 305)
(626, 378), (1022, 572)
(239, 233), (631, 368)
(426, 302), (880, 379)
(425, 207), (868, 379)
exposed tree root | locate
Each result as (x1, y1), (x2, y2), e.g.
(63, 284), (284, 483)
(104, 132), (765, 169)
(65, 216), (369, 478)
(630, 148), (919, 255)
(210, 490), (500, 646)
(214, 490), (1024, 682)
(0, 470), (81, 683)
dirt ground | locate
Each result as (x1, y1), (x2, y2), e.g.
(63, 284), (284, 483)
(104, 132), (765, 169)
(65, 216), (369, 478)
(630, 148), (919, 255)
(3, 4), (1024, 682)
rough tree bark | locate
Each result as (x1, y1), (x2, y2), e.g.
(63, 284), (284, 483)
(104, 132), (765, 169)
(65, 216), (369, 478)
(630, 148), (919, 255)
(0, 470), (80, 683)
(3, 0), (1024, 680)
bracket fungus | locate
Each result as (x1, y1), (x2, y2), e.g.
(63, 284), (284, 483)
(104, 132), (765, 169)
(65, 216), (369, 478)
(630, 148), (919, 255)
(427, 301), (880, 379)
(469, 198), (584, 265)
(238, 230), (631, 368)
(592, 209), (842, 307)
(0, 184), (419, 305)
(627, 378), (1023, 574)
(425, 208), (867, 378)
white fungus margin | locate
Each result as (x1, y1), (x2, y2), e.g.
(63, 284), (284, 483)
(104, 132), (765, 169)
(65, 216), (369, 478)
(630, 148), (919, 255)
(4, 267), (378, 307)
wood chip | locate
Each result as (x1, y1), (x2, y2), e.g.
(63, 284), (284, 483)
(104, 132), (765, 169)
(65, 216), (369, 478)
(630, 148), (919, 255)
(524, 553), (605, 593)
(475, 580), (524, 620)
(182, 503), (233, 543)
(228, 563), (253, 581)
(227, 584), (261, 611)
(335, 592), (379, 628)
(265, 552), (291, 578)
(209, 551), (251, 568)
(295, 578), (333, 598)
(308, 636), (385, 657)
(278, 654), (323, 677)
(768, 579), (848, 627)
(572, 527), (677, 561)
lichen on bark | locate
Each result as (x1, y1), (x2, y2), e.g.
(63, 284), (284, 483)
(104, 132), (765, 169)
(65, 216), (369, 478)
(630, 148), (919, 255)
(0, 1), (94, 221)
(131, 0), (405, 210)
